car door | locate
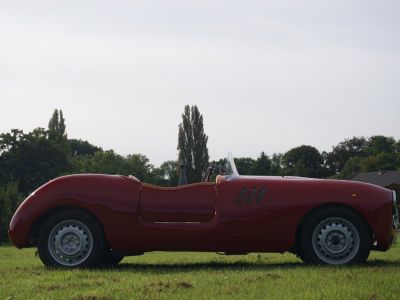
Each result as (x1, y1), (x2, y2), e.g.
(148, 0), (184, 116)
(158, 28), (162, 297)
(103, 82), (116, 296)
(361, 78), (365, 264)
(139, 183), (216, 222)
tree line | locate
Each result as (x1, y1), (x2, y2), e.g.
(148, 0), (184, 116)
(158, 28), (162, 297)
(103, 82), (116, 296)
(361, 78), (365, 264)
(217, 136), (400, 179)
(1, 107), (399, 242)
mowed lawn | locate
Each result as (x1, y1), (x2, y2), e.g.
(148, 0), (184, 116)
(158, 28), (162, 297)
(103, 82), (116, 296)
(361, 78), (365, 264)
(1, 240), (399, 300)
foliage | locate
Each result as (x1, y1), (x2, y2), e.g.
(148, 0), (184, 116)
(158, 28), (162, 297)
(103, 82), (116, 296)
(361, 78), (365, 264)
(69, 139), (102, 156)
(270, 153), (283, 176)
(1, 241), (400, 299)
(126, 154), (155, 183)
(282, 145), (324, 178)
(251, 152), (272, 175)
(231, 152), (272, 175)
(70, 150), (127, 174)
(0, 182), (22, 242)
(208, 158), (227, 182)
(177, 105), (209, 183)
(324, 136), (369, 175)
(325, 135), (400, 178)
(211, 153), (273, 177)
(211, 153), (279, 177)
(70, 151), (157, 183)
(234, 157), (255, 175)
(366, 135), (397, 156)
(0, 128), (70, 195)
(48, 109), (66, 140)
(360, 153), (398, 172)
(157, 160), (180, 186)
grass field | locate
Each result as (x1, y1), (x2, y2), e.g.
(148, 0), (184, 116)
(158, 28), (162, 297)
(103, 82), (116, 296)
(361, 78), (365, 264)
(1, 241), (399, 300)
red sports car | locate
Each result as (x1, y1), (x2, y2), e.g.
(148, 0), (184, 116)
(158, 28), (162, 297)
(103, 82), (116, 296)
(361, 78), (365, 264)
(9, 154), (399, 268)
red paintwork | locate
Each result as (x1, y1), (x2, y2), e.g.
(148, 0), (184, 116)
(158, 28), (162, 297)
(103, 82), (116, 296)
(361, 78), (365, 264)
(9, 173), (395, 254)
(141, 183), (216, 222)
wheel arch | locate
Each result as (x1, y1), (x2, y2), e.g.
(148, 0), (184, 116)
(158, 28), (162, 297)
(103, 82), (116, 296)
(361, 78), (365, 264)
(292, 203), (373, 254)
(27, 205), (110, 248)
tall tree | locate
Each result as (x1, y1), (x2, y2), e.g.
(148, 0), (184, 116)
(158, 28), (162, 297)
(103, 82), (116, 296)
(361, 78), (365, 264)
(59, 110), (66, 136)
(48, 109), (66, 139)
(177, 105), (209, 183)
(48, 109), (59, 133)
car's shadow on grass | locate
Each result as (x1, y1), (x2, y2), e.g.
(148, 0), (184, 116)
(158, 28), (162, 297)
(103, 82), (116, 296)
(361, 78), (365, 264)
(109, 261), (303, 273)
(97, 259), (400, 273)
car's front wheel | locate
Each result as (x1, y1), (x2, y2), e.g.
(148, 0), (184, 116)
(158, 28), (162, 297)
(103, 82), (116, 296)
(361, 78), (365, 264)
(299, 207), (372, 265)
(38, 210), (106, 268)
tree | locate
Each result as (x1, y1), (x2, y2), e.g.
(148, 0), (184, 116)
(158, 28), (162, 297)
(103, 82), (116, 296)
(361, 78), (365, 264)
(0, 182), (23, 242)
(0, 185), (12, 242)
(48, 109), (66, 139)
(283, 145), (323, 178)
(335, 157), (362, 179)
(126, 154), (154, 182)
(158, 160), (180, 186)
(234, 157), (255, 175)
(0, 128), (70, 194)
(251, 152), (271, 175)
(69, 139), (102, 156)
(360, 153), (397, 172)
(70, 150), (126, 175)
(366, 135), (397, 156)
(69, 151), (161, 184)
(177, 105), (209, 183)
(271, 153), (283, 176)
(325, 137), (369, 175)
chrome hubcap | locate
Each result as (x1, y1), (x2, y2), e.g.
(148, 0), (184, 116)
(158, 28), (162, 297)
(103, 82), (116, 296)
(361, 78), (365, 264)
(312, 217), (360, 265)
(48, 220), (93, 266)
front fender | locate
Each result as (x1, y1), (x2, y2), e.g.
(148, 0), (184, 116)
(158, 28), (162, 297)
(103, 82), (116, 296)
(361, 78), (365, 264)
(9, 174), (141, 248)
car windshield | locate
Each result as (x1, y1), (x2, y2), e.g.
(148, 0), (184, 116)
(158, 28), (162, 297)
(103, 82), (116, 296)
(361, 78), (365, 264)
(225, 152), (239, 177)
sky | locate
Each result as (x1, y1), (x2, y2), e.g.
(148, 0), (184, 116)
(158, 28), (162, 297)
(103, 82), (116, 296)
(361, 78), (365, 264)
(1, 0), (399, 166)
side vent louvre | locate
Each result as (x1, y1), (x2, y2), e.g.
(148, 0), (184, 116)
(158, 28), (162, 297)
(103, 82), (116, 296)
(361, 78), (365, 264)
(236, 186), (267, 206)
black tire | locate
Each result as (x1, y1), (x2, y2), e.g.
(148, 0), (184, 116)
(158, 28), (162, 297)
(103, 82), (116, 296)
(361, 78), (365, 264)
(38, 210), (106, 268)
(299, 207), (371, 265)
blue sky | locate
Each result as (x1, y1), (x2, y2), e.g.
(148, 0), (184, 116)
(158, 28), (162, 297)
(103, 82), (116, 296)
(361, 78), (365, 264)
(1, 1), (399, 165)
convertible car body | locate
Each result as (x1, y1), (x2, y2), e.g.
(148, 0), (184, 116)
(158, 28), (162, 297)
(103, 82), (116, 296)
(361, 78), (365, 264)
(9, 154), (399, 267)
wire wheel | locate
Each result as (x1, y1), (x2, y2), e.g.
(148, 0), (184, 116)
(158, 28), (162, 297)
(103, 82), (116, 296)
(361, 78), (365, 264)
(312, 217), (360, 265)
(47, 219), (94, 267)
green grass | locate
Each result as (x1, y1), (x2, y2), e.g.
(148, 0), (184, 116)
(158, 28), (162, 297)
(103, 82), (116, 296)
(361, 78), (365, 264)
(1, 241), (399, 300)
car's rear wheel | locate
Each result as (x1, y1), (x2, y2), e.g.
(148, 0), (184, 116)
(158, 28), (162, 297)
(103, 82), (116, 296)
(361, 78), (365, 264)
(299, 207), (371, 265)
(38, 210), (106, 268)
